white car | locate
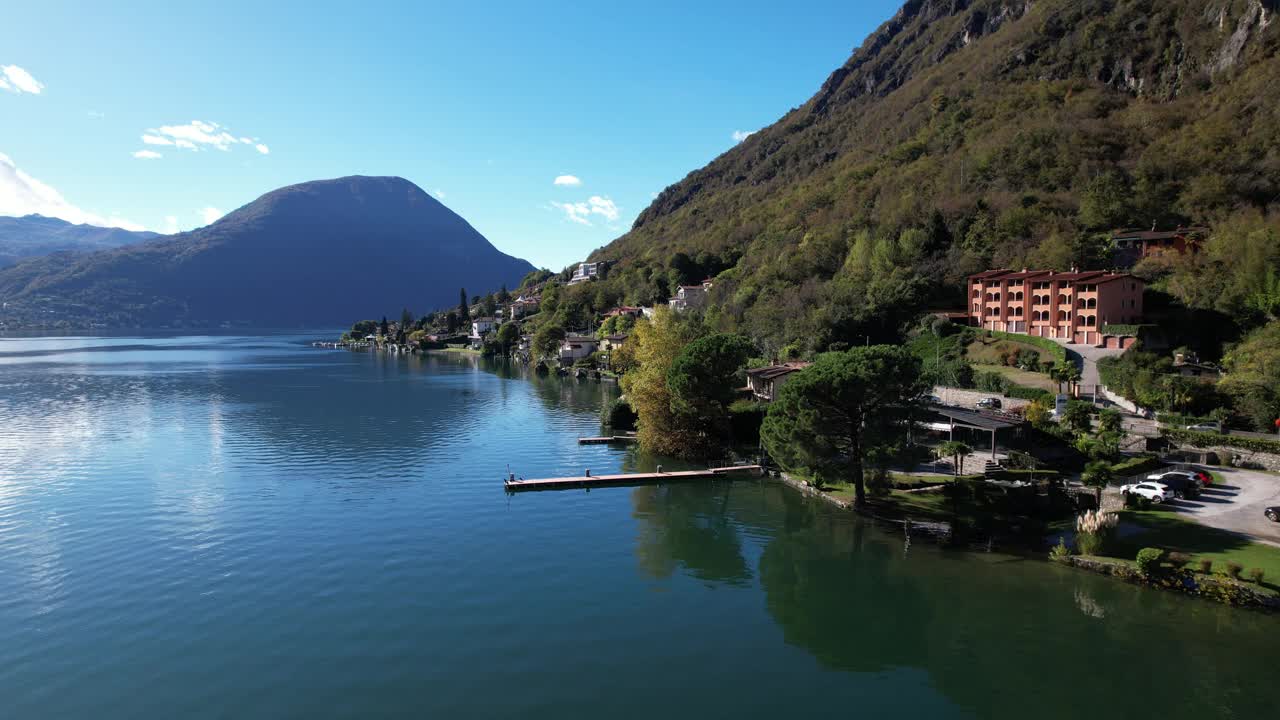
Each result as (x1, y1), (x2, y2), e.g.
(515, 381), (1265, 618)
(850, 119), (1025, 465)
(1120, 482), (1172, 503)
(1185, 422), (1221, 433)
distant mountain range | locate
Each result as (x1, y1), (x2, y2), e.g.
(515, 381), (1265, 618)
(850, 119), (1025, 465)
(0, 215), (158, 268)
(0, 176), (536, 328)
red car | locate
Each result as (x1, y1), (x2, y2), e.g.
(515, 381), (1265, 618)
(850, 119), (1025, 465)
(1187, 468), (1214, 487)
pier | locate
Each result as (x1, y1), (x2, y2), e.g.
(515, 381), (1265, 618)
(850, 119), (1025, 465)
(504, 465), (764, 492)
(577, 435), (639, 445)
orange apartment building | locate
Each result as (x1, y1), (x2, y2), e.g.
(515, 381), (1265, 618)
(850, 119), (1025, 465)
(967, 269), (1144, 347)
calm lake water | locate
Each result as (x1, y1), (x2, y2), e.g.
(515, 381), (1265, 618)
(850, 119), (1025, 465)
(0, 333), (1275, 719)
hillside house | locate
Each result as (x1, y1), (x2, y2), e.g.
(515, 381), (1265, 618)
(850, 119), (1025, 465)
(568, 262), (601, 285)
(558, 335), (600, 365)
(509, 296), (540, 320)
(967, 269), (1144, 346)
(470, 317), (497, 347)
(745, 362), (811, 402)
(1112, 226), (1207, 268)
(669, 280), (714, 312)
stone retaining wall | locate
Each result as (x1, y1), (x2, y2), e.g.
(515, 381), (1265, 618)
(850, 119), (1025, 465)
(1176, 445), (1280, 472)
(933, 386), (1032, 411)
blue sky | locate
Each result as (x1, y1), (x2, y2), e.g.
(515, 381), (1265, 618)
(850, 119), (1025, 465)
(0, 0), (902, 270)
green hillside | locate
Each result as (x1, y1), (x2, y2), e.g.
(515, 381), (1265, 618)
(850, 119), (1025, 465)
(582, 0), (1280, 355)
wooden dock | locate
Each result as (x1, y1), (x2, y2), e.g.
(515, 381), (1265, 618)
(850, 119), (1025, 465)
(577, 435), (639, 445)
(504, 465), (764, 492)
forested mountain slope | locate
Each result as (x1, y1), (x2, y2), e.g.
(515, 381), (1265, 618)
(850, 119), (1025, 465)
(590, 0), (1280, 355)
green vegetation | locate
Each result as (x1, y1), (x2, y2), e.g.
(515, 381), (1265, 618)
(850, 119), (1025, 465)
(1161, 428), (1280, 455)
(1108, 510), (1280, 585)
(761, 346), (926, 506)
(1135, 547), (1165, 576)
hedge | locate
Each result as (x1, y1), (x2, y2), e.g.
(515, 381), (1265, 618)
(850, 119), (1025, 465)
(1006, 384), (1054, 404)
(1100, 324), (1151, 337)
(1161, 428), (1280, 455)
(1111, 454), (1162, 477)
(985, 330), (1068, 365)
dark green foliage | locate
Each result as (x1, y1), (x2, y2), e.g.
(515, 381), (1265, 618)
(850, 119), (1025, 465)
(667, 334), (756, 416)
(761, 346), (926, 506)
(1162, 428), (1280, 455)
(1135, 548), (1165, 576)
(1061, 401), (1094, 434)
(1110, 454), (1161, 477)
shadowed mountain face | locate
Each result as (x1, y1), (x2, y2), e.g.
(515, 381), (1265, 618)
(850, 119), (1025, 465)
(0, 215), (157, 268)
(0, 176), (535, 327)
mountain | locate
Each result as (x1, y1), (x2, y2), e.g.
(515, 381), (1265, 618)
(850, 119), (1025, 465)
(589, 0), (1280, 354)
(0, 176), (536, 328)
(0, 215), (157, 268)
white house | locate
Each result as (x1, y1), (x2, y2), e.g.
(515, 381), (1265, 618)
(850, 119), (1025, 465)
(558, 335), (600, 365)
(568, 262), (601, 285)
(669, 280), (713, 312)
(470, 317), (497, 347)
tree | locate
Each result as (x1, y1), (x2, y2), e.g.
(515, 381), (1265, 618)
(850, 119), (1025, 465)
(1081, 460), (1114, 506)
(1024, 399), (1051, 427)
(459, 288), (470, 321)
(1061, 400), (1093, 435)
(1097, 408), (1123, 435)
(1050, 362), (1081, 396)
(936, 441), (973, 477)
(761, 346), (926, 507)
(379, 316), (389, 337)
(496, 284), (510, 305)
(619, 308), (702, 456)
(532, 323), (566, 361)
(496, 322), (520, 355)
(666, 333), (755, 451)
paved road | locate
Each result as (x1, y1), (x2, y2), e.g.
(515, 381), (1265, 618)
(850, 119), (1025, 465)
(1162, 467), (1280, 545)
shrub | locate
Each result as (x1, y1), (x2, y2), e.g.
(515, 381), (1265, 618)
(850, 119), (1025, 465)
(1167, 552), (1191, 569)
(1123, 492), (1154, 510)
(1161, 428), (1280, 455)
(1247, 568), (1265, 584)
(1225, 561), (1244, 580)
(975, 370), (1009, 393)
(1049, 538), (1071, 562)
(866, 468), (892, 498)
(1135, 547), (1165, 576)
(1006, 384), (1054, 404)
(1198, 559), (1214, 574)
(604, 397), (638, 431)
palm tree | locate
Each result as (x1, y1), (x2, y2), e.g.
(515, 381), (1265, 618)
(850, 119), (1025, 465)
(936, 441), (973, 477)
(1081, 460), (1114, 507)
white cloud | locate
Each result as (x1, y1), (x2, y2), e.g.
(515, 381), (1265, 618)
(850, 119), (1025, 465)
(199, 207), (224, 225)
(0, 65), (44, 95)
(140, 120), (268, 156)
(132, 150), (162, 160)
(433, 189), (446, 199)
(163, 216), (179, 234)
(553, 174), (582, 187)
(732, 129), (757, 142)
(550, 195), (620, 227)
(0, 152), (145, 230)
(87, 110), (104, 119)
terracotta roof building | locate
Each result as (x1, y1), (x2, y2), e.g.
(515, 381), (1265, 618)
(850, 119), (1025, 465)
(967, 269), (1144, 346)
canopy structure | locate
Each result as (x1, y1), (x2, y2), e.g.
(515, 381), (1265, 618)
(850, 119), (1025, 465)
(927, 406), (1025, 459)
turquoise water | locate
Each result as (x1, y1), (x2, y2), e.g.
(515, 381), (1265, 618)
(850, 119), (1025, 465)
(0, 333), (1274, 719)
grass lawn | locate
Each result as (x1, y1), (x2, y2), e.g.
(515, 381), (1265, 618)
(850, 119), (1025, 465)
(971, 363), (1056, 391)
(1106, 509), (1280, 586)
(966, 337), (1052, 366)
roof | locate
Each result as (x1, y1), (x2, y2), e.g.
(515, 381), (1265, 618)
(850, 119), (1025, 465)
(1112, 226), (1208, 241)
(931, 406), (1024, 431)
(745, 362), (811, 381)
(564, 335), (598, 343)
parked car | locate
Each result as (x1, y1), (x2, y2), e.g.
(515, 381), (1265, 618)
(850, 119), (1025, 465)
(976, 397), (1002, 410)
(1145, 471), (1201, 499)
(1184, 468), (1215, 486)
(1121, 482), (1172, 503)
(1266, 506), (1279, 523)
(1185, 422), (1222, 433)
(922, 395), (943, 405)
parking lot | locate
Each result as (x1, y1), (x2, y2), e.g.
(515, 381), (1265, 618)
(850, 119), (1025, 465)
(1146, 467), (1280, 546)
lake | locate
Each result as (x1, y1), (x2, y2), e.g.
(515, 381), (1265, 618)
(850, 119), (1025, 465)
(0, 333), (1274, 719)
